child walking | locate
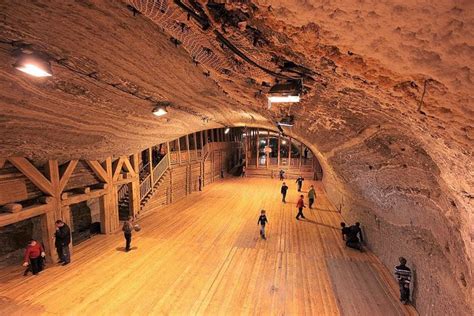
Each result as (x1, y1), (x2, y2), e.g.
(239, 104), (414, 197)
(257, 210), (268, 240)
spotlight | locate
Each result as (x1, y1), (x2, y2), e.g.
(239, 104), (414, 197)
(267, 80), (302, 103)
(224, 127), (230, 134)
(14, 53), (52, 77)
(152, 105), (168, 117)
(281, 140), (287, 145)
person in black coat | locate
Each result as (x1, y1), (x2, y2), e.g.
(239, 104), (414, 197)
(55, 220), (71, 265)
(281, 182), (289, 203)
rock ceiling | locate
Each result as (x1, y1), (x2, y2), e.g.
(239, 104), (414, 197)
(0, 1), (472, 315)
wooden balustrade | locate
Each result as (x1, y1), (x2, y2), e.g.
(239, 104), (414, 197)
(152, 154), (169, 186)
(170, 152), (179, 164)
(117, 184), (129, 201)
(140, 175), (152, 200)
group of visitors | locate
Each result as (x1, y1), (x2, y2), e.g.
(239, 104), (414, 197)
(340, 222), (363, 251)
(22, 220), (71, 276)
(274, 175), (413, 305)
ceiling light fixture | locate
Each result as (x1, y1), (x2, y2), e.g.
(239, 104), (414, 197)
(267, 79), (302, 105)
(224, 127), (230, 134)
(152, 105), (168, 117)
(14, 53), (52, 77)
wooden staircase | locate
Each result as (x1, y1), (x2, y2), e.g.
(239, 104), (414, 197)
(140, 169), (170, 208)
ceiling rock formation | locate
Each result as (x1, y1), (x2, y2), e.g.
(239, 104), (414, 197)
(0, 1), (472, 315)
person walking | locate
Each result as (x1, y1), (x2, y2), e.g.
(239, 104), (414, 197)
(281, 182), (289, 203)
(55, 220), (71, 265)
(241, 165), (246, 177)
(308, 185), (316, 209)
(279, 169), (285, 181)
(296, 176), (304, 192)
(394, 257), (412, 305)
(296, 195), (306, 220)
(23, 239), (45, 276)
(122, 216), (134, 252)
(257, 210), (268, 240)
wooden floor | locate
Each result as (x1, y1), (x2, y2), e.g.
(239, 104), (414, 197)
(0, 178), (417, 316)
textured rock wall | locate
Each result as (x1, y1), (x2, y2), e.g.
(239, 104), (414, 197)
(0, 1), (471, 314)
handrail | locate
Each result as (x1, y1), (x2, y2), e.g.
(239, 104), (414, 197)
(139, 174), (152, 200)
(118, 184), (129, 202)
(152, 154), (169, 186)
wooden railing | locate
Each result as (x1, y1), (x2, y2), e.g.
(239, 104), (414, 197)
(170, 151), (179, 164)
(152, 154), (169, 186)
(140, 153), (169, 201)
(140, 174), (152, 200)
(118, 183), (129, 202)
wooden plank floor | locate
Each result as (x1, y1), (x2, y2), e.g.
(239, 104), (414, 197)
(0, 178), (417, 316)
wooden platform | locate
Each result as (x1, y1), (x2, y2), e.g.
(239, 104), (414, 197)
(0, 178), (417, 315)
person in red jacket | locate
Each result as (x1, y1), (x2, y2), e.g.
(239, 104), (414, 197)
(296, 195), (306, 220)
(23, 239), (45, 275)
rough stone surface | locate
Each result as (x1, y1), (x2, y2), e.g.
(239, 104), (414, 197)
(0, 1), (472, 314)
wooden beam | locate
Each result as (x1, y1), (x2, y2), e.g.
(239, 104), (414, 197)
(122, 156), (137, 177)
(113, 157), (125, 181)
(61, 189), (106, 206)
(9, 157), (53, 195)
(0, 203), (51, 227)
(86, 160), (109, 183)
(0, 158), (6, 169)
(59, 160), (78, 192)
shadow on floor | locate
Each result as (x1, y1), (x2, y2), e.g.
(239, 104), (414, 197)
(313, 207), (340, 213)
(303, 219), (339, 230)
(115, 247), (138, 252)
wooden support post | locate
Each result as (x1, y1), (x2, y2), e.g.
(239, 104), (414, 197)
(277, 133), (281, 168)
(288, 136), (292, 167)
(41, 210), (57, 262)
(129, 154), (140, 218)
(148, 148), (154, 185)
(186, 134), (191, 162)
(256, 128), (259, 168)
(166, 142), (171, 167)
(200, 131), (204, 149)
(244, 127), (248, 169)
(88, 157), (119, 234)
(266, 130), (270, 169)
(177, 137), (182, 164)
(194, 132), (198, 158)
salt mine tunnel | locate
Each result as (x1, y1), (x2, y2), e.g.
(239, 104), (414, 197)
(0, 1), (472, 315)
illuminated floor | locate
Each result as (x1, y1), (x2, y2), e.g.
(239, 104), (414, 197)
(0, 178), (416, 315)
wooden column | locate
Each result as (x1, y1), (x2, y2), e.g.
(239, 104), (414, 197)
(277, 133), (281, 168)
(266, 130), (270, 169)
(148, 147), (154, 185)
(177, 138), (182, 164)
(186, 134), (191, 162)
(87, 157), (119, 234)
(129, 154), (140, 218)
(288, 136), (292, 167)
(200, 131), (204, 149)
(256, 128), (259, 168)
(40, 210), (57, 262)
(194, 132), (198, 158)
(244, 127), (248, 169)
(166, 142), (171, 167)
